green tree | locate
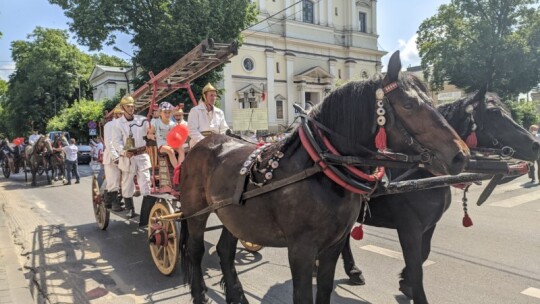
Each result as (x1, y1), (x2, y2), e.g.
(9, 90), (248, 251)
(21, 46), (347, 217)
(49, 0), (258, 108)
(503, 99), (540, 129)
(90, 53), (129, 67)
(417, 0), (540, 98)
(47, 99), (105, 142)
(6, 27), (94, 135)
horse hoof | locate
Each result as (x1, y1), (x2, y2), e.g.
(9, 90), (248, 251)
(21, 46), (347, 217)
(347, 268), (366, 285)
(399, 279), (413, 299)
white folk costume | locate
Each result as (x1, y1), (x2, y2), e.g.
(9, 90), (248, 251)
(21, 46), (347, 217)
(111, 114), (151, 198)
(103, 107), (122, 194)
(187, 82), (229, 148)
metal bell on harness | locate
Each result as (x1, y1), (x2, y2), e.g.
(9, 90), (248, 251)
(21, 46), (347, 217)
(124, 135), (136, 151)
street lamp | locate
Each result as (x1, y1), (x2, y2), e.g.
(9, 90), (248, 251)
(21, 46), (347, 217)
(113, 46), (137, 93)
(44, 92), (57, 116)
(65, 72), (81, 101)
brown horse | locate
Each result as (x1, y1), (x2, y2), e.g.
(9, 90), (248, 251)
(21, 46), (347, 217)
(179, 51), (470, 304)
(24, 135), (52, 186)
(50, 134), (67, 183)
(340, 90), (540, 304)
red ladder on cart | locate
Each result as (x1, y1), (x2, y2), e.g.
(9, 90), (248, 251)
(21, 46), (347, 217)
(131, 38), (238, 113)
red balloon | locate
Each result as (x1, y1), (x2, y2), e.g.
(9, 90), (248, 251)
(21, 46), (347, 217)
(166, 124), (189, 148)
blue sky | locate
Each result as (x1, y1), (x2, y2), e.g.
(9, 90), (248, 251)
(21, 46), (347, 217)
(0, 0), (449, 80)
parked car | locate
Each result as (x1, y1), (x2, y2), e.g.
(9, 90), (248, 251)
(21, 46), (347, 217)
(77, 145), (92, 164)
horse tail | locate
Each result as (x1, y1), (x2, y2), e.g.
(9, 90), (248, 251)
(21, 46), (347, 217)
(180, 219), (192, 284)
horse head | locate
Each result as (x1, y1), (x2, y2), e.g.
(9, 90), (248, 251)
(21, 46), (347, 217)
(438, 90), (540, 162)
(311, 50), (469, 175)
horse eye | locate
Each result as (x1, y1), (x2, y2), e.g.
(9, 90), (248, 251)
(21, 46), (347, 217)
(403, 102), (414, 110)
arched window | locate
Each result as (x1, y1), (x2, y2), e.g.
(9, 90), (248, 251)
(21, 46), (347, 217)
(303, 0), (314, 24)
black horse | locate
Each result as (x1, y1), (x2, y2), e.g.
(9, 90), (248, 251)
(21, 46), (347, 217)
(24, 135), (52, 186)
(340, 90), (540, 304)
(178, 51), (470, 304)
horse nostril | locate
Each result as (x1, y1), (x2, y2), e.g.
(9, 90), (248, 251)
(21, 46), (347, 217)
(449, 151), (468, 175)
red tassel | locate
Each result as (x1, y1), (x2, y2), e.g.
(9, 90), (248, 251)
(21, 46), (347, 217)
(462, 213), (473, 227)
(375, 127), (387, 150)
(351, 225), (364, 240)
(465, 131), (477, 148)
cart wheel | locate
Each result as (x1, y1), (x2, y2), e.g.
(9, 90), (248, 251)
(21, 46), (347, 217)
(240, 240), (263, 252)
(2, 160), (10, 178)
(92, 174), (109, 230)
(148, 199), (180, 276)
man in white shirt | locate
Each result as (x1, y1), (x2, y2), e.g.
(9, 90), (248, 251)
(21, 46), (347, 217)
(111, 95), (154, 221)
(62, 138), (80, 185)
(103, 106), (124, 210)
(28, 130), (40, 146)
(187, 83), (229, 147)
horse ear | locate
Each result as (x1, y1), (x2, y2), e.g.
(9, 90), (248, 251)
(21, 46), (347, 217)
(385, 51), (402, 82)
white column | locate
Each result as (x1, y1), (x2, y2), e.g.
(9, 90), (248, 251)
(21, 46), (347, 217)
(286, 53), (296, 123)
(314, 1), (319, 24)
(327, 0), (334, 27)
(350, 0), (356, 31)
(345, 60), (356, 80)
(265, 50), (276, 126)
(298, 83), (306, 109)
(258, 0), (266, 12)
(285, 0), (291, 17)
(223, 64), (234, 125)
(295, 0), (302, 21)
(328, 58), (337, 85)
(371, 0), (377, 34)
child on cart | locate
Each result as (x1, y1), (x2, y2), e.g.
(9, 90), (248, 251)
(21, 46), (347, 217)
(148, 102), (184, 168)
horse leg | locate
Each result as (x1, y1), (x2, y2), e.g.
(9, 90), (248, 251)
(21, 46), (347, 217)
(340, 235), (365, 285)
(316, 237), (348, 304)
(216, 228), (248, 304)
(397, 227), (428, 304)
(185, 218), (211, 304)
(288, 243), (317, 304)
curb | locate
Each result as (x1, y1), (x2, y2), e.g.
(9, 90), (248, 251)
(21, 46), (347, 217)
(0, 202), (35, 304)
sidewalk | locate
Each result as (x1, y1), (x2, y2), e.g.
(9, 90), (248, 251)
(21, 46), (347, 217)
(0, 207), (34, 304)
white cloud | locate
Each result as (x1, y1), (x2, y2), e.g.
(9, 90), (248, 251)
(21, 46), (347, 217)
(382, 34), (421, 72)
(398, 33), (420, 65)
(0, 62), (15, 81)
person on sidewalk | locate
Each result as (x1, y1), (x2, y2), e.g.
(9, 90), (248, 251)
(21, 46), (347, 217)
(62, 138), (80, 185)
(111, 95), (155, 222)
(528, 124), (540, 183)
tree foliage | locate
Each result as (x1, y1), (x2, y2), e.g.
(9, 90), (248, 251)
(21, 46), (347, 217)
(49, 0), (258, 109)
(503, 100), (540, 129)
(47, 99), (105, 142)
(4, 27), (127, 137)
(417, 0), (540, 98)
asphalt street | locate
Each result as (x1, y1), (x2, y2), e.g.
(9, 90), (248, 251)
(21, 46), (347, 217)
(0, 164), (539, 303)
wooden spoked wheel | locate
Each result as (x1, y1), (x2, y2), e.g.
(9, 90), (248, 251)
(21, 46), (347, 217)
(240, 240), (263, 252)
(92, 174), (109, 230)
(148, 200), (180, 276)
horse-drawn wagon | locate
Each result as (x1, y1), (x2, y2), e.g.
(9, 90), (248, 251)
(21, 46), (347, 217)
(90, 38), (262, 275)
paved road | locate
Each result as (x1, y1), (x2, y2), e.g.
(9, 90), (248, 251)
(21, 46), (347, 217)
(0, 165), (539, 303)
